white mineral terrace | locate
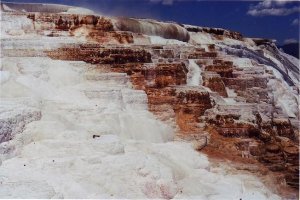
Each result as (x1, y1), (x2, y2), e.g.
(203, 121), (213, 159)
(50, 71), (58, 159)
(0, 12), (282, 199)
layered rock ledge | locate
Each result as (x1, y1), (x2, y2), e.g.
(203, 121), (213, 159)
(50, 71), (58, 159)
(0, 3), (299, 199)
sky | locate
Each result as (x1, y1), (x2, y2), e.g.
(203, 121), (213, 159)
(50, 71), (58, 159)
(4, 0), (300, 45)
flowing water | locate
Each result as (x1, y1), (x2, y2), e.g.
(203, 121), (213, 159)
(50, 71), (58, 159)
(187, 59), (203, 86)
(114, 18), (190, 42)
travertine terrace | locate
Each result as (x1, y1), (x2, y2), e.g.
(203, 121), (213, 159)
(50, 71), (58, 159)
(0, 2), (299, 199)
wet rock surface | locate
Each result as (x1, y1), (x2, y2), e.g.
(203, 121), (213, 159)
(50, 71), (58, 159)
(1, 4), (299, 199)
(26, 10), (299, 193)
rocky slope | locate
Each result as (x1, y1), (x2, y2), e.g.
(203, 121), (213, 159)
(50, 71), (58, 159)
(0, 2), (299, 199)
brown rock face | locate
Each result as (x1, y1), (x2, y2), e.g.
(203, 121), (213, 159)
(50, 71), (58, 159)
(173, 87), (212, 133)
(203, 72), (228, 97)
(205, 61), (234, 78)
(185, 26), (243, 40)
(144, 63), (188, 88)
(21, 11), (299, 194)
(205, 105), (299, 189)
(48, 41), (298, 192)
(86, 30), (134, 44)
(48, 45), (152, 64)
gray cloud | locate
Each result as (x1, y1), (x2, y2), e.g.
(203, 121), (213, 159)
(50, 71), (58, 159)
(291, 18), (299, 25)
(149, 0), (172, 5)
(283, 38), (298, 44)
(247, 0), (300, 16)
(248, 6), (300, 16)
(149, 0), (225, 6)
